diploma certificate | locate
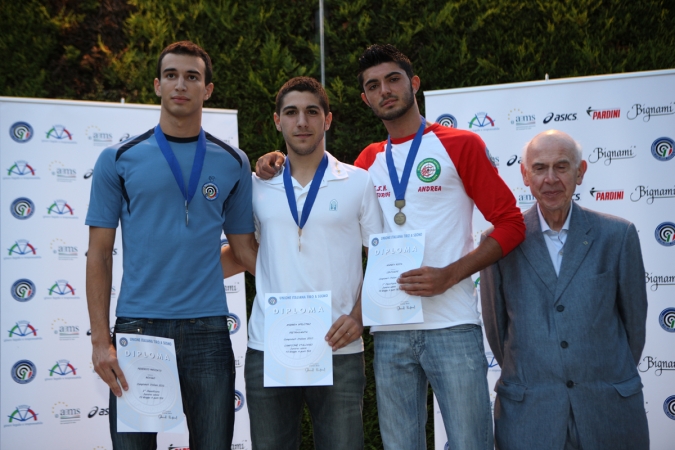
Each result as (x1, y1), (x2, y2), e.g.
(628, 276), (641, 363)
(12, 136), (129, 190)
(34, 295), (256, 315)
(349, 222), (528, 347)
(116, 334), (186, 433)
(264, 291), (333, 387)
(362, 230), (425, 326)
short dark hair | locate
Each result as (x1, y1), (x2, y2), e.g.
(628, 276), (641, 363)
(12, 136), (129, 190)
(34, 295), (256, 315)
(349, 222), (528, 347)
(357, 44), (414, 89)
(156, 41), (213, 85)
(275, 77), (330, 115)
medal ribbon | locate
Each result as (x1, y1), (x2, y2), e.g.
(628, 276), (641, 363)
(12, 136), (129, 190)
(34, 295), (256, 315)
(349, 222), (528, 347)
(283, 152), (329, 232)
(385, 116), (426, 202)
(154, 125), (206, 225)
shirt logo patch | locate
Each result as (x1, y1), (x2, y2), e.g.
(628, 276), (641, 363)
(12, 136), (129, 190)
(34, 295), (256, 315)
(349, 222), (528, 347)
(330, 199), (338, 211)
(202, 182), (219, 201)
(416, 158), (441, 183)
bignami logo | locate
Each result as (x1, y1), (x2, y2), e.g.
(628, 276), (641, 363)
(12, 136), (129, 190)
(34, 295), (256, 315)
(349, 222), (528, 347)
(659, 308), (675, 332)
(10, 197), (34, 219)
(651, 137), (674, 162)
(9, 122), (33, 142)
(631, 185), (675, 204)
(655, 222), (675, 247)
(639, 356), (675, 376)
(628, 102), (674, 122)
(588, 145), (636, 165)
(645, 272), (675, 291)
(416, 158), (441, 183)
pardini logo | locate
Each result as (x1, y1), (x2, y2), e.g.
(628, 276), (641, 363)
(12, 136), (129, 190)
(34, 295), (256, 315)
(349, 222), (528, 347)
(11, 360), (36, 384)
(639, 356), (675, 376)
(11, 279), (35, 302)
(234, 390), (245, 412)
(631, 185), (675, 204)
(586, 107), (620, 120)
(543, 112), (577, 124)
(589, 188), (624, 201)
(654, 222), (675, 247)
(659, 308), (675, 332)
(227, 314), (241, 334)
(9, 122), (33, 143)
(628, 102), (674, 122)
(436, 114), (458, 128)
(588, 145), (636, 165)
(645, 272), (675, 291)
(10, 198), (34, 219)
(651, 137), (674, 162)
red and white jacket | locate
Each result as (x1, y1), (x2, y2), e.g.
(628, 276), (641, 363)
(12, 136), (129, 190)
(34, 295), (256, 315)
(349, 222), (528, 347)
(355, 123), (525, 331)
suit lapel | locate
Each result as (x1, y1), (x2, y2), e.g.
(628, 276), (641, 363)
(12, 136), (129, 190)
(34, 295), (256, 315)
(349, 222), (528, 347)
(518, 206), (558, 295)
(553, 202), (594, 302)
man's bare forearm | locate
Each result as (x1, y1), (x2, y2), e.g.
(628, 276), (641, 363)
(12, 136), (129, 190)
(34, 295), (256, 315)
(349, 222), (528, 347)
(86, 227), (116, 345)
(226, 233), (258, 276)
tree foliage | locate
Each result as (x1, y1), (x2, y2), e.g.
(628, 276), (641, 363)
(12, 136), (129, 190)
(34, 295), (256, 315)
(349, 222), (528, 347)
(2, 1), (673, 448)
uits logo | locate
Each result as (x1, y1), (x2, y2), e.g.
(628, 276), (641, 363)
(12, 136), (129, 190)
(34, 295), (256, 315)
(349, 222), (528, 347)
(45, 125), (73, 140)
(11, 279), (35, 302)
(227, 314), (241, 334)
(48, 359), (77, 377)
(46, 200), (74, 216)
(7, 405), (40, 423)
(664, 395), (675, 420)
(8, 321), (38, 338)
(9, 122), (33, 142)
(6, 161), (36, 177)
(48, 280), (76, 296)
(586, 106), (620, 120)
(469, 112), (497, 129)
(8, 239), (37, 256)
(589, 188), (624, 201)
(436, 114), (458, 128)
(659, 308), (675, 332)
(10, 198), (34, 220)
(234, 390), (245, 412)
(11, 360), (36, 384)
(655, 222), (675, 247)
(651, 137), (674, 162)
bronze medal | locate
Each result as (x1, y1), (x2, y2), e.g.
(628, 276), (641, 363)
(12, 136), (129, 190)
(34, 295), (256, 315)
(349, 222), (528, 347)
(394, 211), (406, 225)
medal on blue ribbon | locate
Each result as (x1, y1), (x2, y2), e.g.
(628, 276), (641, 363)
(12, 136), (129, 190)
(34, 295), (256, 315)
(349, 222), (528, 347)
(385, 116), (426, 225)
(283, 152), (329, 251)
(154, 125), (207, 226)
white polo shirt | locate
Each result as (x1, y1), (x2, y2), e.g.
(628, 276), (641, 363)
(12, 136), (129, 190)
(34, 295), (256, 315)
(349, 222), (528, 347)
(249, 151), (383, 355)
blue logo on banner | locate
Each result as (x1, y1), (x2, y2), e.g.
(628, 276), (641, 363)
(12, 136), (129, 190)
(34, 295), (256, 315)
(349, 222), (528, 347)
(10, 122), (33, 143)
(227, 314), (240, 334)
(11, 360), (36, 384)
(234, 390), (245, 412)
(655, 222), (675, 246)
(659, 308), (675, 332)
(664, 395), (675, 420)
(651, 137), (675, 161)
(10, 198), (34, 219)
(436, 114), (458, 128)
(11, 279), (35, 302)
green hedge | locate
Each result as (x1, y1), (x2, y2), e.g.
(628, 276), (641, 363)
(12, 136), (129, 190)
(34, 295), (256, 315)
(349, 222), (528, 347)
(3, 1), (673, 448)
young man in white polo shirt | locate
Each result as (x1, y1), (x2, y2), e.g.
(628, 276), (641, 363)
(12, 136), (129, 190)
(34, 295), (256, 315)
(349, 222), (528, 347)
(223, 77), (382, 449)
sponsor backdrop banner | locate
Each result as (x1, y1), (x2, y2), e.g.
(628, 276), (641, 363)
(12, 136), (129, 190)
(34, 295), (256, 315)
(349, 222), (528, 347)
(425, 69), (675, 450)
(1, 97), (251, 450)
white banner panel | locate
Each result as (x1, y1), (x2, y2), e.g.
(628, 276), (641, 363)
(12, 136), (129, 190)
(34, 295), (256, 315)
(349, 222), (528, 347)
(1, 97), (250, 450)
(425, 69), (675, 450)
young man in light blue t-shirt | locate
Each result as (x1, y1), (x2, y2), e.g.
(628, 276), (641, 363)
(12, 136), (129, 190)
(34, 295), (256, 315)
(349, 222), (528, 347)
(86, 41), (257, 450)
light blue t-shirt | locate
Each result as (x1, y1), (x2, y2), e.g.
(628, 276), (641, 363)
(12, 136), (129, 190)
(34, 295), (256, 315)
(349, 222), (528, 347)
(86, 128), (254, 319)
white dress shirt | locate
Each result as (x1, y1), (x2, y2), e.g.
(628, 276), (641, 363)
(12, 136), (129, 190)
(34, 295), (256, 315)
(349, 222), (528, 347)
(537, 204), (572, 276)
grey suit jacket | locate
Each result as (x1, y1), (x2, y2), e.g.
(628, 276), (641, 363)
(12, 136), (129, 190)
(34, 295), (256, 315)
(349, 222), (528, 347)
(480, 202), (649, 450)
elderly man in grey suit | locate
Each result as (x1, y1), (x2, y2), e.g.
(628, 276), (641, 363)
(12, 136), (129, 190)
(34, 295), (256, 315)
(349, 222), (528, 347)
(480, 129), (649, 450)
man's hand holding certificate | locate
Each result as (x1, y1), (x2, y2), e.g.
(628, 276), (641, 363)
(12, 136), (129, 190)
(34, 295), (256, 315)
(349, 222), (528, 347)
(362, 230), (425, 326)
(116, 334), (186, 433)
(264, 291), (333, 387)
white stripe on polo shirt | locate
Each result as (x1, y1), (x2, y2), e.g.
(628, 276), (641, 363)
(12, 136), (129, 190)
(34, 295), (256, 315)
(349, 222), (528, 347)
(249, 151), (383, 355)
